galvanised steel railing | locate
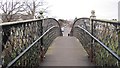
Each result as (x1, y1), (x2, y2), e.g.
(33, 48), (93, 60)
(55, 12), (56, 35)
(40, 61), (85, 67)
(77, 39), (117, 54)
(0, 18), (62, 67)
(70, 18), (120, 66)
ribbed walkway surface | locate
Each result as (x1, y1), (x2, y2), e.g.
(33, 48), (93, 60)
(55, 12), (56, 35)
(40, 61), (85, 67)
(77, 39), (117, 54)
(40, 36), (93, 66)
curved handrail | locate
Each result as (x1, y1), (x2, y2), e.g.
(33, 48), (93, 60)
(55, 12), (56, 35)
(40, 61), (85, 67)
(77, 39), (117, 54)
(6, 26), (58, 68)
(73, 17), (120, 27)
(71, 17), (120, 66)
(46, 18), (62, 28)
(47, 18), (63, 35)
(72, 17), (90, 27)
(75, 25), (120, 61)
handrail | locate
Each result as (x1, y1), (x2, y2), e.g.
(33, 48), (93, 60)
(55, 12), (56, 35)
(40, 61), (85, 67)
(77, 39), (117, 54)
(73, 17), (120, 27)
(73, 17), (90, 26)
(0, 19), (41, 26)
(75, 25), (120, 61)
(0, 18), (61, 26)
(91, 18), (120, 24)
(6, 26), (57, 68)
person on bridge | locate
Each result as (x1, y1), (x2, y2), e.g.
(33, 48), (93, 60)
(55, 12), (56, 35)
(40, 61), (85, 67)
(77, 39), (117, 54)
(61, 27), (64, 32)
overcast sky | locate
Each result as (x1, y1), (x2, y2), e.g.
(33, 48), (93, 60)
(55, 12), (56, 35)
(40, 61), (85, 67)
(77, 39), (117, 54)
(0, 0), (119, 20)
(45, 0), (119, 20)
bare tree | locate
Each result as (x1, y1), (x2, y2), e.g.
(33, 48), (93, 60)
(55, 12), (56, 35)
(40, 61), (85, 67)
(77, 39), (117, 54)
(0, 0), (25, 22)
(24, 0), (47, 19)
(0, 0), (48, 22)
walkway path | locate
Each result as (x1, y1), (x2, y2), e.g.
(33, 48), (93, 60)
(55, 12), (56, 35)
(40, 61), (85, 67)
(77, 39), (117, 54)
(40, 36), (93, 66)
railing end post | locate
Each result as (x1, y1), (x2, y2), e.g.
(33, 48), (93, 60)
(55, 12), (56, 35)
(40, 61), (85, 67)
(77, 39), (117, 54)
(0, 26), (2, 68)
(90, 18), (94, 62)
(118, 27), (120, 61)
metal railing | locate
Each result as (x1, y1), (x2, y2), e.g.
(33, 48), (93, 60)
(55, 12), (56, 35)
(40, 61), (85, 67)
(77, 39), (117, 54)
(70, 18), (120, 66)
(0, 18), (62, 67)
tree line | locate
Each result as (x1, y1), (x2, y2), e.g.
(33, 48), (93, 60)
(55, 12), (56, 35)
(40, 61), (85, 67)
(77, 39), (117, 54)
(0, 0), (48, 22)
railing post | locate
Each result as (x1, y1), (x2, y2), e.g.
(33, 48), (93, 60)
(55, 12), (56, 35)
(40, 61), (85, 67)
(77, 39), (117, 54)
(90, 10), (96, 62)
(40, 12), (44, 47)
(90, 19), (94, 62)
(118, 2), (120, 66)
(40, 18), (45, 61)
(41, 19), (43, 46)
(0, 26), (2, 68)
(118, 25), (120, 66)
(118, 1), (120, 59)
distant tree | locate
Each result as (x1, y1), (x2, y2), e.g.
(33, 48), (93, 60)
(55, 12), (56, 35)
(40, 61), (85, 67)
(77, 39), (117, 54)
(0, 0), (24, 22)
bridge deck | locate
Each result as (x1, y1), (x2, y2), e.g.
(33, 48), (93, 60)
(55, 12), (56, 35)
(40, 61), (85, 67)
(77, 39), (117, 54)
(40, 36), (93, 66)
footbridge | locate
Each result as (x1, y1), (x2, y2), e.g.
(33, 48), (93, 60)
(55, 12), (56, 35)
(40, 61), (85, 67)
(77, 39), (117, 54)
(0, 18), (120, 67)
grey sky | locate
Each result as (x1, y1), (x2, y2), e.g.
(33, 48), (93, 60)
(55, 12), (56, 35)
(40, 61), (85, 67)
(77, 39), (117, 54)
(0, 0), (119, 20)
(46, 0), (119, 20)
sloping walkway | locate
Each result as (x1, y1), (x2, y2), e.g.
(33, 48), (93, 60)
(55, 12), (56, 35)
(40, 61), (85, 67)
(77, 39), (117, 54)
(40, 36), (93, 66)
